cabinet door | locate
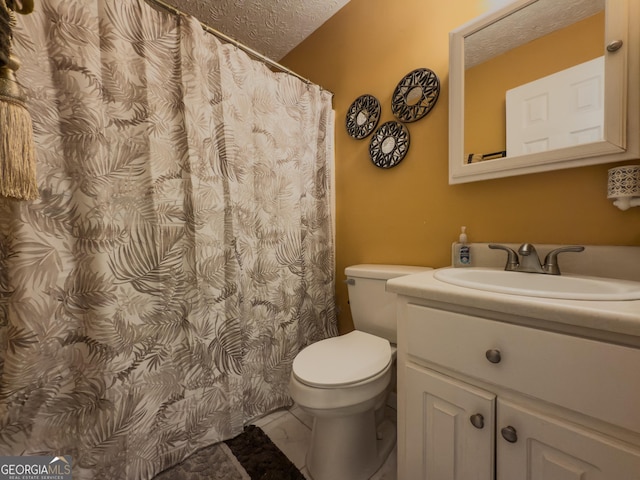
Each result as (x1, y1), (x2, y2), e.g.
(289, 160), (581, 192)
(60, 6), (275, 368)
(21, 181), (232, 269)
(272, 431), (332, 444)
(497, 399), (640, 480)
(405, 365), (495, 480)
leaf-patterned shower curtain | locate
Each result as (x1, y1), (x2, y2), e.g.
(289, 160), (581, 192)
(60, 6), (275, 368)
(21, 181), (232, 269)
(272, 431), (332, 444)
(0, 1), (337, 478)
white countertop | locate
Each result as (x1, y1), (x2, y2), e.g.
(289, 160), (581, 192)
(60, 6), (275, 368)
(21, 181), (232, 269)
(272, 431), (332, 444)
(387, 268), (640, 340)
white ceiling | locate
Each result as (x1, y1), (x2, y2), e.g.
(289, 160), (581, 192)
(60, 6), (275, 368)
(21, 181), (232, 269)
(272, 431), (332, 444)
(163, 0), (351, 61)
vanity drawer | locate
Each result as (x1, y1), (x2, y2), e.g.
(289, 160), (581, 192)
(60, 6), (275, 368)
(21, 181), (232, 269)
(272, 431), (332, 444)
(405, 304), (640, 434)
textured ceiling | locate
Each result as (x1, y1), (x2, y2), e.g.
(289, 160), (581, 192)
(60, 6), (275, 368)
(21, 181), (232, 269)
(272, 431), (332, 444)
(162, 0), (351, 61)
(465, 0), (604, 67)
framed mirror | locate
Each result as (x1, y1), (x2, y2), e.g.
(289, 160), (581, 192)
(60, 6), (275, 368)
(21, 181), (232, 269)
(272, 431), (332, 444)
(448, 0), (639, 184)
(346, 94), (381, 139)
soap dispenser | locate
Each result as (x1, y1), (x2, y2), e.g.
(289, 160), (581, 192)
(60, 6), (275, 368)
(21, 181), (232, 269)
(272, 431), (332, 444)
(452, 226), (471, 267)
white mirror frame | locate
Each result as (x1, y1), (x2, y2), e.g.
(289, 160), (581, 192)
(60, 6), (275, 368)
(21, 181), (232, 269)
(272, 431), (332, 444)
(448, 0), (639, 184)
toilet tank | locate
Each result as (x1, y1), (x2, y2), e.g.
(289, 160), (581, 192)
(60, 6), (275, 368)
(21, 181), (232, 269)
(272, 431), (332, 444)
(345, 264), (432, 344)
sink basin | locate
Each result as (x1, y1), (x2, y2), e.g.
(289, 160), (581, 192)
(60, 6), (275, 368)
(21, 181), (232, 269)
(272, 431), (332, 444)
(433, 267), (640, 301)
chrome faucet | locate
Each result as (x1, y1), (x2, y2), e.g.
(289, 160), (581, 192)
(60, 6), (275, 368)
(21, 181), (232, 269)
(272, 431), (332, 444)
(517, 243), (545, 274)
(489, 243), (585, 275)
(487, 244), (519, 271)
(542, 245), (586, 275)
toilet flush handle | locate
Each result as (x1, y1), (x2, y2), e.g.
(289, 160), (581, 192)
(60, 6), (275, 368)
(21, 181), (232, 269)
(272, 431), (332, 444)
(344, 278), (355, 285)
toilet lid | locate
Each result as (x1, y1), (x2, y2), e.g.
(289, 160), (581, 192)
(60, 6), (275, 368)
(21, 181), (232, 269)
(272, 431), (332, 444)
(292, 331), (391, 387)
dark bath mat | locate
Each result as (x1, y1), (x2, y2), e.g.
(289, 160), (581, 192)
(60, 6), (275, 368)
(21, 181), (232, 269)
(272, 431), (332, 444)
(153, 424), (305, 480)
(225, 425), (306, 480)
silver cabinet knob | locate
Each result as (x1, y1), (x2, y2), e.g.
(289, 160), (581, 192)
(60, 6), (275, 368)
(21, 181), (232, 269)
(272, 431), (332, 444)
(470, 413), (484, 429)
(485, 349), (501, 364)
(607, 40), (623, 52)
(501, 426), (518, 443)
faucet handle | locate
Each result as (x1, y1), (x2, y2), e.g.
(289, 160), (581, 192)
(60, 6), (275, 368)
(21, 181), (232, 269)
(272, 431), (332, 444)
(488, 244), (519, 271)
(543, 246), (585, 275)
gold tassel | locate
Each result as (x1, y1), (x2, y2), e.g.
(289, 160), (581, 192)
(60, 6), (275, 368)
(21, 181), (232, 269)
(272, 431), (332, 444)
(0, 95), (38, 200)
(0, 1), (38, 201)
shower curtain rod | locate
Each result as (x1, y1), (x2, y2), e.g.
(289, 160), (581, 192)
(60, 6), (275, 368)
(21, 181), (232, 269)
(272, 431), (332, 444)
(146, 0), (330, 92)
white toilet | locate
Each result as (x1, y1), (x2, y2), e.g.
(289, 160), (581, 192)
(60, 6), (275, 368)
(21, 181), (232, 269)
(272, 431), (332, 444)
(289, 264), (431, 480)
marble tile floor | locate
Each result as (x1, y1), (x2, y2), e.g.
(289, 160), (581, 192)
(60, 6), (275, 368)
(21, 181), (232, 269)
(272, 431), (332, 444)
(253, 404), (397, 480)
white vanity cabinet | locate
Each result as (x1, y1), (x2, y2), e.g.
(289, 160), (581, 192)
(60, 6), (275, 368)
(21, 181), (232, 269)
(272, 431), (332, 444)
(405, 365), (495, 479)
(498, 399), (640, 479)
(397, 302), (640, 480)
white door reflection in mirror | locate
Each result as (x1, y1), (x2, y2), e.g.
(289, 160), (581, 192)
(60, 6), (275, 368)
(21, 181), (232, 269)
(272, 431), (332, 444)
(506, 56), (604, 156)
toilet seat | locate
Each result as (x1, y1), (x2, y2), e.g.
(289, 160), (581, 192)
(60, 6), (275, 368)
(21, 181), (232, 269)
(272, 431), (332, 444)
(292, 330), (391, 387)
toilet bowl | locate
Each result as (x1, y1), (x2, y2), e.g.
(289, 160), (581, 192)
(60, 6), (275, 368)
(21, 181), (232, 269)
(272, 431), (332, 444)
(289, 264), (431, 480)
(289, 330), (396, 480)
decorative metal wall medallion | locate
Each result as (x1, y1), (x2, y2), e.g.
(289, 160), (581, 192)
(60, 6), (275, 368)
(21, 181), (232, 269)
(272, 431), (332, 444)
(391, 68), (440, 122)
(369, 121), (410, 169)
(346, 94), (381, 139)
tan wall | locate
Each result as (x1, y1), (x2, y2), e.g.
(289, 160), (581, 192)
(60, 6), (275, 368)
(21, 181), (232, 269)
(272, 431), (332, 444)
(281, 0), (640, 334)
